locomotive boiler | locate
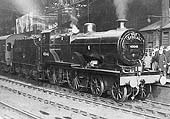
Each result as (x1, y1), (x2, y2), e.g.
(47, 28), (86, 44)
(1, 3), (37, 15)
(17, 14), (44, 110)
(0, 20), (166, 102)
(71, 23), (145, 68)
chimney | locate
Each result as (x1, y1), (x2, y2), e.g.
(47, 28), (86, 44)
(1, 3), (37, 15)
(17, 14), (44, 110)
(162, 0), (169, 26)
(117, 19), (128, 29)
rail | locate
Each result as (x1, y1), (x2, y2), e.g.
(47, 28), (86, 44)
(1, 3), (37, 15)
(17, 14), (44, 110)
(0, 101), (43, 119)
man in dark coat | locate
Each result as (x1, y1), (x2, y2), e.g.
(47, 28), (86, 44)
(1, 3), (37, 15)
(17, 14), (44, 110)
(158, 46), (167, 75)
(151, 47), (159, 71)
(165, 46), (170, 75)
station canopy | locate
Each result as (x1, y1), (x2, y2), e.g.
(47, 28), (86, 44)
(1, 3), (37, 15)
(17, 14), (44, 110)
(140, 21), (161, 31)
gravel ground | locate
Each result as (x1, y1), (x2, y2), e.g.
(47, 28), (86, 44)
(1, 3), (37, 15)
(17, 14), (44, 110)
(0, 75), (146, 119)
(0, 88), (89, 119)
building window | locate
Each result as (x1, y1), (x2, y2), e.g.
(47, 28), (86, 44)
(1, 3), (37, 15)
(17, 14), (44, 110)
(162, 31), (169, 46)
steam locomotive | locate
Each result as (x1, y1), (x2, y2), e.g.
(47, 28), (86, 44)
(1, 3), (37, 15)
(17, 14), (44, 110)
(0, 20), (166, 102)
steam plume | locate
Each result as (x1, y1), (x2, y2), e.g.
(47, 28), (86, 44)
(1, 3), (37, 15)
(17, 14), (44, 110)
(113, 0), (133, 19)
(69, 8), (79, 34)
(11, 0), (41, 15)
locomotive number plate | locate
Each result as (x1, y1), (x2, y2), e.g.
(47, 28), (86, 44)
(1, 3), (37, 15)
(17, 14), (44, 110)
(129, 45), (138, 48)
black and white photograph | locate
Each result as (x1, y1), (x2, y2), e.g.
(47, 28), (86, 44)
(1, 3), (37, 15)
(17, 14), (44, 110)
(0, 0), (170, 119)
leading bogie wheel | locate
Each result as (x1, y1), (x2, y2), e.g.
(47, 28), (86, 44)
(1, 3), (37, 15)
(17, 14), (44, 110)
(111, 82), (127, 102)
(137, 84), (151, 100)
(90, 75), (105, 97)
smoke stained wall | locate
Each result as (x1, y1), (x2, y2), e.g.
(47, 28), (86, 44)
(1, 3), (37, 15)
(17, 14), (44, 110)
(127, 0), (161, 29)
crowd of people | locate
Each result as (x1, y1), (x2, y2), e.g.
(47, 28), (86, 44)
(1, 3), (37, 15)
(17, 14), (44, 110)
(143, 46), (170, 76)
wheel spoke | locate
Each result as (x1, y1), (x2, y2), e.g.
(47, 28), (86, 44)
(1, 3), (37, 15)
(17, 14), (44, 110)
(115, 83), (118, 88)
(142, 91), (146, 98)
(96, 87), (101, 95)
(52, 72), (56, 83)
(74, 77), (79, 89)
(47, 68), (57, 84)
(75, 77), (78, 85)
(118, 92), (122, 99)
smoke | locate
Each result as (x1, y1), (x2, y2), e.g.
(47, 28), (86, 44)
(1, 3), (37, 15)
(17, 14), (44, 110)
(113, 0), (134, 19)
(69, 8), (79, 34)
(11, 0), (41, 15)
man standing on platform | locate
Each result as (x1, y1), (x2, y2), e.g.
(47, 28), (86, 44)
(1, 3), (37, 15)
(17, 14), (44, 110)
(158, 46), (167, 76)
(165, 46), (170, 76)
(151, 46), (159, 71)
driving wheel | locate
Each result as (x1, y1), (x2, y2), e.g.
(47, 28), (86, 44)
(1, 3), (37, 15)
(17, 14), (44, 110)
(90, 75), (104, 96)
(68, 71), (81, 91)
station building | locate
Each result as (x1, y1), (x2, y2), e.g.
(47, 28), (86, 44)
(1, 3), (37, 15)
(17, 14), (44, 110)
(140, 0), (170, 49)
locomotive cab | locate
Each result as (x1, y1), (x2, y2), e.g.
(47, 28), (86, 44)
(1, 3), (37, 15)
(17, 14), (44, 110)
(5, 34), (27, 66)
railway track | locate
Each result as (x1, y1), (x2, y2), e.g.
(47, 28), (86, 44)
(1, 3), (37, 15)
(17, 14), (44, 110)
(40, 80), (170, 118)
(142, 99), (170, 112)
(0, 101), (43, 119)
(0, 75), (170, 119)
